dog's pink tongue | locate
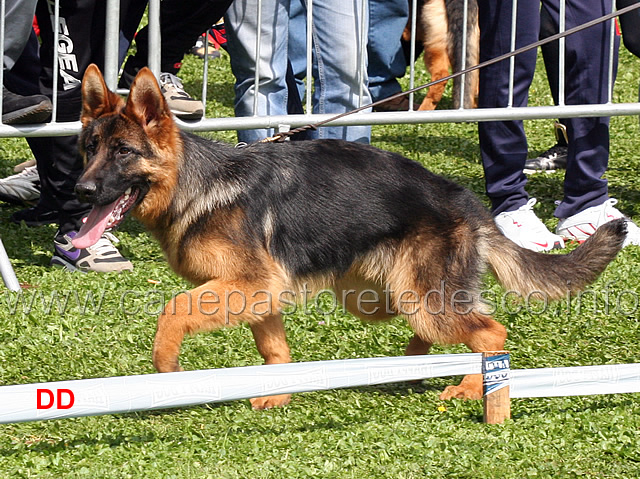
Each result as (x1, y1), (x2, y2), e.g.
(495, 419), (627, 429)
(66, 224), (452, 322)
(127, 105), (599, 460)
(71, 200), (118, 249)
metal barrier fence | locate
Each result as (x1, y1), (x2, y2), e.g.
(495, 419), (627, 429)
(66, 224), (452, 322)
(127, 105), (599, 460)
(1, 0), (639, 139)
(1, 351), (639, 425)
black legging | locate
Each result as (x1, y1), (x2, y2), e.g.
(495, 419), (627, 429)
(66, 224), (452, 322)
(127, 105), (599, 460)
(618, 0), (640, 57)
(121, 0), (233, 81)
(35, 0), (141, 234)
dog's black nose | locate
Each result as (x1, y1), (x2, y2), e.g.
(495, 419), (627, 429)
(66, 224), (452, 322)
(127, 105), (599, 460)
(75, 182), (97, 200)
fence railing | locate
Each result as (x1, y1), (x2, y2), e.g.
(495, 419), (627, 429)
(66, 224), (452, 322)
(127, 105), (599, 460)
(1, 351), (639, 425)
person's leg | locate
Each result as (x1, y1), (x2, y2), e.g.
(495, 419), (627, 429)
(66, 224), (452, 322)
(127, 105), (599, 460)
(287, 0), (307, 102)
(123, 0), (233, 78)
(522, 5), (569, 174)
(225, 0), (290, 143)
(2, 0), (38, 70)
(367, 0), (409, 104)
(548, 0), (618, 219)
(33, 0), (134, 270)
(549, 0), (640, 246)
(2, 32), (56, 217)
(280, 0), (312, 140)
(307, 0), (371, 143)
(477, 0), (540, 215)
(477, 0), (565, 251)
(2, 26), (53, 126)
(36, 0), (107, 233)
(617, 0), (640, 58)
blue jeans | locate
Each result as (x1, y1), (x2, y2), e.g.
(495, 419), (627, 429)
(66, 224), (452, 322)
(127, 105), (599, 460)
(225, 0), (371, 143)
(367, 0), (409, 102)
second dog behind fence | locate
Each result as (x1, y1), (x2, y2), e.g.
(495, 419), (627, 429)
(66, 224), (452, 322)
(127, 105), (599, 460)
(412, 0), (479, 110)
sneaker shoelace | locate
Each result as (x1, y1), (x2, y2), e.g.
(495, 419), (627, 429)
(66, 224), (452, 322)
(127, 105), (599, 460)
(89, 232), (120, 255)
(539, 145), (566, 162)
(159, 72), (190, 99)
(504, 198), (547, 231)
(18, 165), (39, 180)
(504, 198), (538, 219)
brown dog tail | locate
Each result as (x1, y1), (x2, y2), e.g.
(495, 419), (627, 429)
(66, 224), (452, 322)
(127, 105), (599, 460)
(486, 218), (627, 300)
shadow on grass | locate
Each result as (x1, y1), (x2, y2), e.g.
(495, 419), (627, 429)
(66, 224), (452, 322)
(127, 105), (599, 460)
(375, 133), (478, 161)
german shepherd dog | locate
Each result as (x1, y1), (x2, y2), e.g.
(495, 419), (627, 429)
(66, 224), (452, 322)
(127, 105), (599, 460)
(75, 64), (626, 409)
(413, 0), (479, 110)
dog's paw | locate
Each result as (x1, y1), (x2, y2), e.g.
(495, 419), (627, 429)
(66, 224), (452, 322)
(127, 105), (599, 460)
(439, 385), (482, 401)
(153, 359), (184, 373)
(250, 394), (292, 410)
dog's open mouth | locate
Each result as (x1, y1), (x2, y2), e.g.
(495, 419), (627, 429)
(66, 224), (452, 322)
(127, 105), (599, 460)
(71, 188), (139, 249)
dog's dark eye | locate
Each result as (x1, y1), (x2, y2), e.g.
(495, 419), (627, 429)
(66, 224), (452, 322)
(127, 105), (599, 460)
(118, 146), (132, 156)
(85, 143), (96, 154)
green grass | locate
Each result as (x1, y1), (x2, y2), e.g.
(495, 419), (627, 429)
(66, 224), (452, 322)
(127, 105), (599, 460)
(1, 47), (639, 478)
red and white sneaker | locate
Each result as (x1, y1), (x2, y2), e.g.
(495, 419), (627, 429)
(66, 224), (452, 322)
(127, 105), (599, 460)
(494, 198), (565, 252)
(556, 198), (640, 247)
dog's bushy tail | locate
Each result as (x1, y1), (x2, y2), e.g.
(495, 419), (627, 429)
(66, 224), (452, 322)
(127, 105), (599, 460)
(487, 219), (627, 300)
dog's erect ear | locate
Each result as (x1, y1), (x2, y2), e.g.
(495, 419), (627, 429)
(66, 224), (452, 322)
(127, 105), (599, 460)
(124, 67), (172, 131)
(81, 64), (125, 126)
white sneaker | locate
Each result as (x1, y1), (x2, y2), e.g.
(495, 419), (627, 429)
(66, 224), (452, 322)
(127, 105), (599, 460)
(495, 198), (565, 252)
(0, 164), (40, 205)
(556, 198), (640, 247)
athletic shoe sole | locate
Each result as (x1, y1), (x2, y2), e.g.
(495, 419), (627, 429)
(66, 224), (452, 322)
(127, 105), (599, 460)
(523, 167), (559, 174)
(170, 109), (204, 121)
(11, 208), (58, 226)
(51, 255), (81, 272)
(0, 191), (38, 206)
(2, 101), (52, 125)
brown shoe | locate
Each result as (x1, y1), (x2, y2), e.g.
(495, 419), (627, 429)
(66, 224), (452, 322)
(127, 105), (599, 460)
(373, 95), (420, 112)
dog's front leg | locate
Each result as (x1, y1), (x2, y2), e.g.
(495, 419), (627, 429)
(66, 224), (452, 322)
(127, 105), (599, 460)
(152, 280), (293, 409)
(247, 315), (292, 410)
(152, 280), (262, 373)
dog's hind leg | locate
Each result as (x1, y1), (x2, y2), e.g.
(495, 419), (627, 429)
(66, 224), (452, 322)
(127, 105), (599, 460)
(419, 0), (451, 110)
(397, 275), (507, 400)
(438, 313), (507, 400)
(405, 334), (433, 356)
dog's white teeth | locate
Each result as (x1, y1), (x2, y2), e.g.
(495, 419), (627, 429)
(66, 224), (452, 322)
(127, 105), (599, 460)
(125, 187), (132, 196)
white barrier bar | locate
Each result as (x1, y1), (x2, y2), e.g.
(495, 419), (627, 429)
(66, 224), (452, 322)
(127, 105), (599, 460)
(3, 355), (639, 424)
(4, 102), (640, 138)
(511, 363), (640, 398)
(0, 238), (20, 292)
(0, 353), (481, 424)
